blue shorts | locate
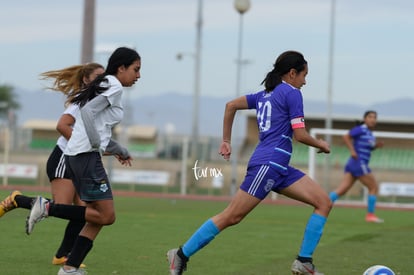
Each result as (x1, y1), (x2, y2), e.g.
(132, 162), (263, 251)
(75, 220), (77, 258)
(344, 158), (371, 177)
(65, 152), (113, 202)
(240, 165), (305, 200)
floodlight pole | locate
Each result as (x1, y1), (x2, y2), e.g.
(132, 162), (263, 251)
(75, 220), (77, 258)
(191, 0), (203, 163)
(323, 0), (336, 189)
(325, 0), (336, 134)
(81, 0), (96, 64)
(231, 0), (250, 196)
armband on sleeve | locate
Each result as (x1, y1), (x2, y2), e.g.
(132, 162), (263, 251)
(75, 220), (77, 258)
(291, 117), (305, 129)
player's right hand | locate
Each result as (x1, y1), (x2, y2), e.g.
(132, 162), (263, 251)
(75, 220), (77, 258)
(317, 139), (330, 154)
(219, 141), (231, 161)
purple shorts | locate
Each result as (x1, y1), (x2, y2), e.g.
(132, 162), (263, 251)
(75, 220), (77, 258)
(344, 158), (371, 177)
(240, 165), (305, 200)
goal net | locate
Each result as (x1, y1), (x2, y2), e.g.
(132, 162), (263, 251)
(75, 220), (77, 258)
(308, 128), (414, 209)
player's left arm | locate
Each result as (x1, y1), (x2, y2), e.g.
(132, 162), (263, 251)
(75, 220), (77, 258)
(293, 127), (330, 154)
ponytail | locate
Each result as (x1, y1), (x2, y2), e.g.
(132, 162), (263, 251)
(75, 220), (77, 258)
(261, 51), (307, 92)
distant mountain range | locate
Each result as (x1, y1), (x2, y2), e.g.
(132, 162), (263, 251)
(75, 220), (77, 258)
(13, 88), (414, 137)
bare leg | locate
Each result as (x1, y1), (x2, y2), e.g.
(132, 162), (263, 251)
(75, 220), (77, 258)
(280, 175), (331, 262)
(83, 199), (115, 229)
(333, 173), (357, 197)
(359, 173), (382, 218)
(358, 173), (378, 195)
(181, 189), (261, 258)
(212, 189), (261, 230)
(280, 175), (332, 217)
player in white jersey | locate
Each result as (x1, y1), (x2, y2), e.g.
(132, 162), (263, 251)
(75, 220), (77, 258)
(25, 47), (141, 275)
(0, 63), (104, 268)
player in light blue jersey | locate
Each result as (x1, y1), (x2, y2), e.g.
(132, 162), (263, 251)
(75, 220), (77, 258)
(167, 51), (332, 275)
(329, 111), (384, 223)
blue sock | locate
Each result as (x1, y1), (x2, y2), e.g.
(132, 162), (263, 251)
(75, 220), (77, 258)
(329, 192), (339, 202)
(367, 194), (376, 213)
(298, 213), (327, 258)
(182, 219), (220, 258)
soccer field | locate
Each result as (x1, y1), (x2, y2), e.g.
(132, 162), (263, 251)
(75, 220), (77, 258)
(0, 190), (412, 275)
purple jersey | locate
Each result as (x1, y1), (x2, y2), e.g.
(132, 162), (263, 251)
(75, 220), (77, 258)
(348, 124), (376, 164)
(245, 82), (305, 175)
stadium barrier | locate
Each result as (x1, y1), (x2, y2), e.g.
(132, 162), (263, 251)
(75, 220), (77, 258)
(0, 163), (38, 185)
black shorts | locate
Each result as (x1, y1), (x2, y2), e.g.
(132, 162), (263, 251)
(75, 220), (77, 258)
(65, 152), (113, 202)
(46, 145), (71, 182)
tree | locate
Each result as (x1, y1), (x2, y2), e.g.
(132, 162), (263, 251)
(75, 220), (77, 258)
(0, 85), (20, 120)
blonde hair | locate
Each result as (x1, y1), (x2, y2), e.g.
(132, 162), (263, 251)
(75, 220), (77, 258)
(40, 63), (104, 106)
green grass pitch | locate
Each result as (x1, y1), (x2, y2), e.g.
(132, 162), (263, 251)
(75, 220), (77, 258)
(0, 190), (412, 274)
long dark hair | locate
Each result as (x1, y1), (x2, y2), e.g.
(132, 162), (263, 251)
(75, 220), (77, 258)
(261, 51), (307, 92)
(356, 110), (377, 125)
(70, 47), (141, 107)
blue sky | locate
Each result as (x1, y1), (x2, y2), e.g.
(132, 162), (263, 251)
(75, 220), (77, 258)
(1, 0), (413, 107)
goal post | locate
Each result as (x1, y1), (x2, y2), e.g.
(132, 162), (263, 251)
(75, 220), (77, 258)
(308, 128), (414, 208)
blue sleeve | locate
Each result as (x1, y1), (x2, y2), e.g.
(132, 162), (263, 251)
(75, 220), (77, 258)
(287, 89), (304, 120)
(246, 92), (262, 109)
(349, 125), (363, 137)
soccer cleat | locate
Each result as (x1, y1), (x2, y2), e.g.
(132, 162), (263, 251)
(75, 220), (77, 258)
(291, 259), (324, 275)
(0, 190), (21, 217)
(365, 213), (384, 223)
(167, 248), (188, 275)
(57, 267), (87, 275)
(52, 256), (86, 268)
(53, 256), (68, 265)
(26, 196), (49, 235)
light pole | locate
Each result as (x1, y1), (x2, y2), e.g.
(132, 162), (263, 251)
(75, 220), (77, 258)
(191, 0), (203, 162)
(326, 0), (336, 135)
(175, 1), (202, 195)
(230, 0), (250, 195)
(81, 0), (95, 63)
(323, 0), (336, 189)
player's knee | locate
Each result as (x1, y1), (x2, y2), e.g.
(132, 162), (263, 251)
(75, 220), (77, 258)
(368, 185), (379, 194)
(101, 212), (116, 225)
(227, 214), (244, 226)
(323, 198), (333, 215)
(316, 197), (333, 216)
(326, 199), (333, 211)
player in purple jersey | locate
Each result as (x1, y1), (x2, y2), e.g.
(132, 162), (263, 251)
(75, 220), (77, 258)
(167, 51), (332, 275)
(329, 111), (384, 223)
